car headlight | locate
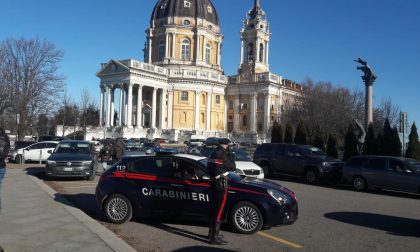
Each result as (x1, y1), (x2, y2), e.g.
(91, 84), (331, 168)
(47, 160), (56, 165)
(81, 161), (92, 166)
(267, 189), (289, 204)
(235, 168), (244, 175)
(322, 162), (331, 167)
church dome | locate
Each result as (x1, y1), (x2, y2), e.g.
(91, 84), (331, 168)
(151, 0), (220, 27)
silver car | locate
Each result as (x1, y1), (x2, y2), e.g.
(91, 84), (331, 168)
(342, 155), (420, 194)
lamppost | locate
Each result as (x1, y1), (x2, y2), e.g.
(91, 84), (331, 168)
(73, 105), (78, 140)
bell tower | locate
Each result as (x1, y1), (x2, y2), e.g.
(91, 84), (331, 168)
(238, 0), (271, 82)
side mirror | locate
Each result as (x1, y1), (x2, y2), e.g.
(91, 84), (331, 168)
(48, 150), (52, 154)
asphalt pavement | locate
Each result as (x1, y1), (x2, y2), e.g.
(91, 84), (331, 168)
(0, 166), (136, 252)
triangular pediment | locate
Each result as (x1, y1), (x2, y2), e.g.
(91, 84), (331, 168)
(96, 60), (130, 76)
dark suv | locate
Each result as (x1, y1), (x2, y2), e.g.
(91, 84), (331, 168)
(253, 143), (343, 183)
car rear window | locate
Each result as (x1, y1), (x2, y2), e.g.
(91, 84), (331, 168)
(255, 144), (273, 153)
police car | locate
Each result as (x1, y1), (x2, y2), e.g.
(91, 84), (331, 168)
(95, 153), (298, 234)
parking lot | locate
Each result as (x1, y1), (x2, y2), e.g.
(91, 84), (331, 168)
(19, 163), (420, 252)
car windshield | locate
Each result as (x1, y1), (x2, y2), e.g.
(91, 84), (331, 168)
(230, 149), (252, 161)
(407, 161), (420, 173)
(299, 146), (326, 156)
(55, 143), (91, 154)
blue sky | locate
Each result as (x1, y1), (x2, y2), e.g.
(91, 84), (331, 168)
(1, 0), (419, 130)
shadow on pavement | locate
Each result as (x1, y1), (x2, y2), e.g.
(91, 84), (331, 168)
(324, 212), (420, 238)
(171, 246), (239, 252)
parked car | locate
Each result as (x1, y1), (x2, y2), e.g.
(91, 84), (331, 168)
(95, 153), (298, 234)
(45, 140), (98, 180)
(11, 141), (59, 163)
(253, 143), (343, 183)
(342, 155), (420, 194)
(201, 145), (264, 179)
(7, 141), (34, 162)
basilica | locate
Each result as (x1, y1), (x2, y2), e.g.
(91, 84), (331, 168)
(96, 0), (302, 142)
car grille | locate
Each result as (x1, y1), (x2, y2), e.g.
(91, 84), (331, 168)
(243, 169), (261, 175)
(55, 161), (84, 167)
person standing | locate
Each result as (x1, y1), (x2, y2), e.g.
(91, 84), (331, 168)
(207, 138), (236, 245)
(0, 127), (10, 216)
(113, 139), (126, 160)
(99, 142), (113, 171)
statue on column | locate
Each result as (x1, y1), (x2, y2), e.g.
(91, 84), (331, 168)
(354, 57), (377, 82)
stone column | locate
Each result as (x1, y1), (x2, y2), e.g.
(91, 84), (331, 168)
(99, 87), (104, 126)
(240, 39), (244, 64)
(206, 92), (212, 130)
(127, 83), (133, 128)
(250, 92), (257, 132)
(106, 86), (111, 127)
(148, 37), (152, 63)
(167, 90), (174, 129)
(119, 86), (124, 126)
(195, 34), (200, 61)
(277, 90), (283, 121)
(217, 42), (221, 66)
(136, 85), (143, 128)
(165, 33), (169, 59)
(233, 95), (240, 131)
(159, 89), (166, 129)
(365, 82), (373, 129)
(110, 87), (115, 127)
(256, 39), (260, 62)
(265, 41), (269, 64)
(172, 33), (176, 58)
(263, 94), (271, 131)
(151, 88), (157, 128)
(194, 91), (200, 130)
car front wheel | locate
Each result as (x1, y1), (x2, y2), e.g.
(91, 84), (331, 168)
(304, 169), (318, 184)
(353, 176), (367, 191)
(230, 201), (263, 234)
(104, 194), (133, 224)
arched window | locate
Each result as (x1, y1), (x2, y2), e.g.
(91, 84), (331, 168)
(205, 43), (211, 64)
(247, 43), (254, 63)
(158, 40), (165, 61)
(259, 43), (264, 62)
(181, 39), (190, 61)
(243, 115), (248, 127)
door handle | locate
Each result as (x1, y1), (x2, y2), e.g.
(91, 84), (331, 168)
(170, 184), (184, 187)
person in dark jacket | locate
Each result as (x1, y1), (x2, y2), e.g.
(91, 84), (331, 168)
(99, 142), (113, 171)
(207, 138), (236, 245)
(0, 128), (10, 214)
(113, 140), (126, 160)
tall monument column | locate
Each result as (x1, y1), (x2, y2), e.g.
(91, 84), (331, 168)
(355, 58), (377, 130)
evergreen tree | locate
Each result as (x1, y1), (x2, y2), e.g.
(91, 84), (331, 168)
(271, 121), (282, 143)
(376, 133), (384, 154)
(343, 124), (358, 161)
(406, 122), (419, 160)
(326, 134), (338, 158)
(313, 127), (325, 151)
(278, 123), (284, 143)
(381, 118), (394, 156)
(381, 118), (402, 156)
(390, 127), (402, 156)
(284, 123), (294, 144)
(294, 120), (307, 145)
(363, 123), (377, 155)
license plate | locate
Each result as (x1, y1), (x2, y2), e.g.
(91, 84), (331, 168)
(63, 167), (73, 171)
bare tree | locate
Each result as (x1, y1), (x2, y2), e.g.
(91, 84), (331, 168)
(376, 97), (400, 128)
(0, 37), (65, 139)
(79, 89), (99, 137)
(283, 79), (364, 145)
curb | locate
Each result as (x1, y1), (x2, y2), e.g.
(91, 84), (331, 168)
(27, 174), (137, 252)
